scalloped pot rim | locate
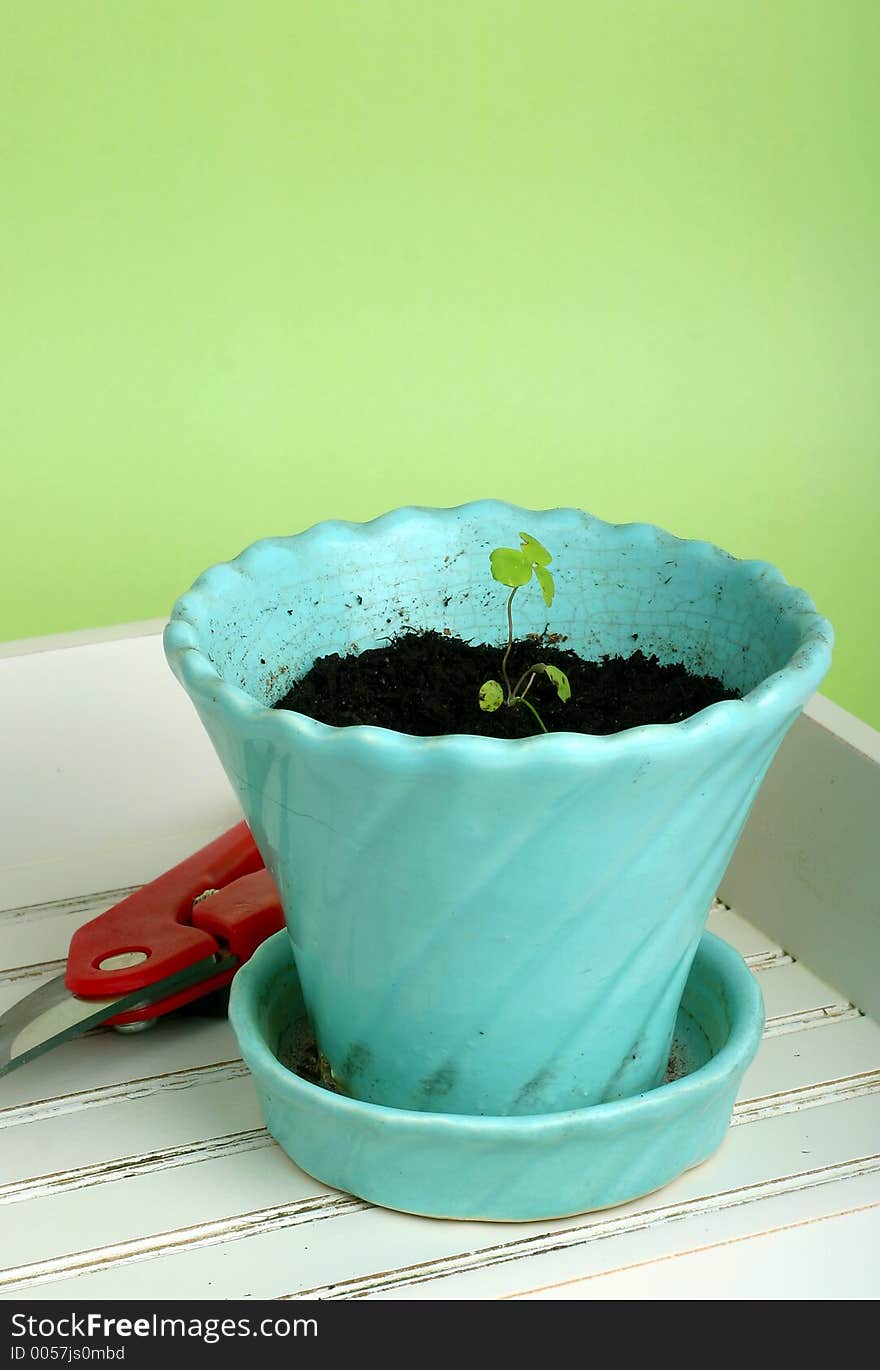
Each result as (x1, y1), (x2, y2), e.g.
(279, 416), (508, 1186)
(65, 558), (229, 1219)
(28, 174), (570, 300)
(164, 501), (833, 762)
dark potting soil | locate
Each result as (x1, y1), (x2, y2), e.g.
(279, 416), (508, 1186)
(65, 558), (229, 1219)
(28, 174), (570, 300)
(274, 630), (741, 738)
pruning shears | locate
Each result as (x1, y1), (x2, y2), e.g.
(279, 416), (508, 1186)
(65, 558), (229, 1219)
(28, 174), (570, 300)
(0, 823), (283, 1077)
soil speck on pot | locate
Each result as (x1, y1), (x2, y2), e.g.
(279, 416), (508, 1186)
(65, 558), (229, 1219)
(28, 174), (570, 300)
(274, 630), (740, 738)
(421, 1063), (457, 1098)
(666, 1046), (688, 1082)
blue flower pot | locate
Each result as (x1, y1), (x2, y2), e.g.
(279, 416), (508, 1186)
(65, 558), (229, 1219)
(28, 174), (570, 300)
(165, 502), (832, 1116)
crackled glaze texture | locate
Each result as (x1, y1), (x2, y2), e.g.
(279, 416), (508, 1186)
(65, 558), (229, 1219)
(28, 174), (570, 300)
(229, 929), (765, 1220)
(165, 502), (831, 1115)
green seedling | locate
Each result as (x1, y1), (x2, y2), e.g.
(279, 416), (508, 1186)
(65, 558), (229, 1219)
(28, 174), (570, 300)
(479, 532), (572, 733)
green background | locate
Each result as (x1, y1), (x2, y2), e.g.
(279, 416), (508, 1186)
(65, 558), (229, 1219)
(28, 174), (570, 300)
(3, 3), (878, 725)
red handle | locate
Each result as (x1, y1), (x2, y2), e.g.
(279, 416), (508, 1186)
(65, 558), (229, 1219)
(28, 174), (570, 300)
(109, 868), (285, 1025)
(190, 868), (284, 962)
(65, 822), (267, 999)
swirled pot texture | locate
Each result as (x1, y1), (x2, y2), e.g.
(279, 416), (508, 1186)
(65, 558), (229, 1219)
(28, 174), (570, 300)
(165, 502), (831, 1115)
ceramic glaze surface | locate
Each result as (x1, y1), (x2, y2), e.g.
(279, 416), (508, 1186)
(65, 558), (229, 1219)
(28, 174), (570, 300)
(165, 502), (831, 1115)
(229, 929), (765, 1221)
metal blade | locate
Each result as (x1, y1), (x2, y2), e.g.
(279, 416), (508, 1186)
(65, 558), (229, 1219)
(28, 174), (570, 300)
(0, 952), (237, 1078)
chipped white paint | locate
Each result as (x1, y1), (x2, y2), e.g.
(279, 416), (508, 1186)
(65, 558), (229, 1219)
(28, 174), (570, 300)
(744, 950), (793, 972)
(762, 1004), (862, 1036)
(0, 1060), (249, 1131)
(0, 959), (67, 988)
(731, 1070), (880, 1124)
(0, 1195), (369, 1296)
(0, 1129), (273, 1206)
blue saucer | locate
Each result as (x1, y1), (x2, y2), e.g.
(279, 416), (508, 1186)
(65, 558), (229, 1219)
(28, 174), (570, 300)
(229, 931), (764, 1221)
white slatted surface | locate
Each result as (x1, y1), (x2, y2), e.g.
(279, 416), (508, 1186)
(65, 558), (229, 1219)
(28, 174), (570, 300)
(1, 891), (878, 1300)
(1, 629), (878, 1300)
(511, 1198), (880, 1301)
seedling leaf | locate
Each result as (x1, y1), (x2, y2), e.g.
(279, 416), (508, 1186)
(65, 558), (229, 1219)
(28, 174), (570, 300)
(489, 547), (532, 588)
(479, 679), (504, 712)
(481, 531), (573, 733)
(534, 564), (555, 607)
(519, 532), (552, 567)
(544, 664), (571, 702)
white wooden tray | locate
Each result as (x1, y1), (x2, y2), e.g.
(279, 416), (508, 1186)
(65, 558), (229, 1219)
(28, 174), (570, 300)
(1, 625), (878, 1300)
